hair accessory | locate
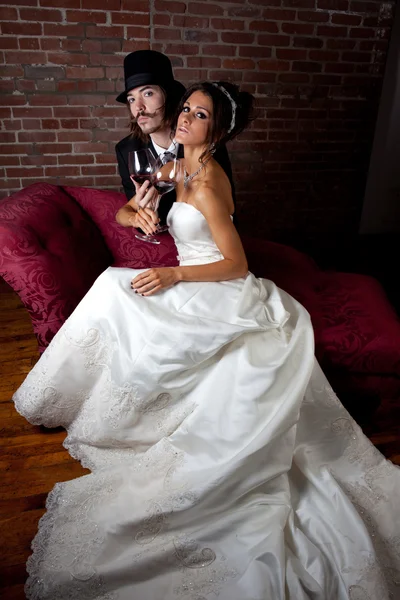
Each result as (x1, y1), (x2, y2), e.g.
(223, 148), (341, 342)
(212, 83), (237, 133)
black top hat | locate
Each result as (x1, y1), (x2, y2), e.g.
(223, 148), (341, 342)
(116, 50), (185, 104)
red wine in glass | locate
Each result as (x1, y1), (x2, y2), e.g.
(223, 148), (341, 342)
(151, 158), (184, 233)
(128, 149), (161, 245)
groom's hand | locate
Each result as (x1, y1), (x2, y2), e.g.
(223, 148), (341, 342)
(133, 179), (158, 210)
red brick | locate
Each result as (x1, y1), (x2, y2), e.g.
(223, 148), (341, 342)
(94, 175), (121, 186)
(111, 12), (150, 25)
(0, 7), (18, 19)
(30, 95), (68, 106)
(68, 95), (106, 106)
(43, 24), (85, 37)
(58, 154), (94, 164)
(3, 119), (22, 130)
(122, 40), (150, 52)
(239, 46), (272, 58)
(96, 153), (118, 164)
(57, 80), (76, 92)
(14, 107), (51, 118)
(279, 73), (311, 83)
(276, 48), (308, 60)
(174, 15), (209, 27)
(1, 22), (42, 36)
(40, 39), (61, 51)
(73, 142), (108, 153)
(0, 66), (24, 78)
(127, 26), (150, 39)
(154, 14), (171, 25)
(82, 40), (102, 52)
(121, 0), (148, 9)
(48, 54), (88, 66)
(154, 27), (181, 40)
(61, 119), (79, 128)
(0, 37), (18, 49)
(61, 40), (82, 52)
(187, 57), (221, 68)
(42, 119), (60, 129)
(221, 32), (255, 44)
(45, 166), (81, 177)
(317, 0), (348, 8)
(20, 8), (63, 21)
(249, 20), (279, 32)
(154, 1), (187, 13)
(309, 50), (340, 61)
(35, 143), (72, 154)
(189, 2), (223, 15)
(66, 10), (107, 23)
(5, 51), (47, 65)
(97, 81), (116, 92)
(243, 71), (277, 83)
(0, 155), (20, 165)
(259, 60), (291, 72)
(164, 43), (199, 55)
(82, 165), (117, 175)
(82, 0), (120, 7)
(184, 30), (218, 42)
(174, 68), (208, 80)
(350, 1), (379, 12)
(7, 167), (43, 178)
(297, 10), (329, 22)
(202, 43), (235, 56)
(16, 80), (36, 92)
(342, 51), (370, 62)
(19, 38), (40, 50)
(332, 13), (362, 26)
(228, 6), (261, 17)
(293, 61), (322, 73)
(281, 0), (314, 6)
(209, 69), (243, 82)
(66, 67), (104, 79)
(349, 27), (375, 38)
(0, 144), (33, 155)
(58, 131), (92, 142)
(327, 39), (356, 49)
(39, 0), (80, 6)
(21, 155), (57, 165)
(0, 178), (22, 190)
(259, 34), (290, 47)
(293, 36), (323, 48)
(0, 94), (26, 106)
(0, 132), (16, 143)
(19, 131), (57, 142)
(223, 58), (255, 70)
(86, 25), (124, 38)
(211, 18), (245, 30)
(77, 80), (96, 91)
(317, 25), (348, 37)
(0, 81), (15, 92)
(325, 62), (354, 73)
(263, 8), (296, 19)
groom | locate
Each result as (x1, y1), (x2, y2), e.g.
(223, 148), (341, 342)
(115, 50), (234, 233)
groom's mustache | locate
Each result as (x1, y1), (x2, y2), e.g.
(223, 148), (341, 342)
(134, 106), (164, 122)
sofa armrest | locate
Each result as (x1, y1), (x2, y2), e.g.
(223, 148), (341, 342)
(0, 183), (112, 352)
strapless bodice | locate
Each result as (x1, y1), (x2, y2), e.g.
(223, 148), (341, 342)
(167, 202), (225, 266)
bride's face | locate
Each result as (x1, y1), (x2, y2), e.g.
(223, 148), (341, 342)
(175, 91), (213, 146)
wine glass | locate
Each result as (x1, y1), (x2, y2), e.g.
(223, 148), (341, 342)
(151, 157), (184, 234)
(128, 149), (160, 244)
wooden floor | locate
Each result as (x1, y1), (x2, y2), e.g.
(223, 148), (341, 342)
(0, 281), (399, 599)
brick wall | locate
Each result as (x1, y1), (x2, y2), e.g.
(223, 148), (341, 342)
(0, 0), (396, 244)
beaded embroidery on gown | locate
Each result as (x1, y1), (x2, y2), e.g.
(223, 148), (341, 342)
(13, 202), (400, 599)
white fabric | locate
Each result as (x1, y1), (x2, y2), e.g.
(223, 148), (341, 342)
(13, 202), (400, 600)
(150, 136), (178, 159)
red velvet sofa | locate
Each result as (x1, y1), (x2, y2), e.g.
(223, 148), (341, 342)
(1, 183), (399, 413)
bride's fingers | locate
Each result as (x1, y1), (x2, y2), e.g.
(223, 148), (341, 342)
(142, 285), (161, 296)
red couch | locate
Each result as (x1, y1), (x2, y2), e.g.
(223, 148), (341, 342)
(1, 183), (399, 412)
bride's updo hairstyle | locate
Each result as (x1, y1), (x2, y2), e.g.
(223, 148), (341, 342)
(175, 81), (254, 163)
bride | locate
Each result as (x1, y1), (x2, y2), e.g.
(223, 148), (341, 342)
(13, 81), (400, 600)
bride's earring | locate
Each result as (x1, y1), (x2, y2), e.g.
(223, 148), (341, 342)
(209, 142), (216, 155)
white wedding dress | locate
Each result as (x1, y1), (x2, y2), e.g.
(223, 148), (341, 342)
(14, 202), (400, 600)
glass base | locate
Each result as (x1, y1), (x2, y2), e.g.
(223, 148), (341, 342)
(155, 225), (169, 234)
(135, 233), (161, 245)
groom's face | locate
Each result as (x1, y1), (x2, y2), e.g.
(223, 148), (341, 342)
(127, 85), (166, 134)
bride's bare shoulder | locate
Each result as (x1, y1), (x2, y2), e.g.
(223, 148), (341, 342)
(192, 161), (233, 216)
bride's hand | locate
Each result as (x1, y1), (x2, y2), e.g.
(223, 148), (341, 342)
(131, 268), (180, 296)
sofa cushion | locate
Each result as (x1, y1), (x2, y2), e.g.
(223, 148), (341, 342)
(319, 271), (400, 377)
(0, 183), (112, 352)
(63, 186), (178, 268)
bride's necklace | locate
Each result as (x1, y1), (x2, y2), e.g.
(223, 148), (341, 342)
(183, 156), (211, 189)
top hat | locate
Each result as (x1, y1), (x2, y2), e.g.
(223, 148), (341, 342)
(116, 50), (185, 103)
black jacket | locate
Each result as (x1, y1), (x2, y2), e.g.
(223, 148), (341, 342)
(115, 134), (235, 225)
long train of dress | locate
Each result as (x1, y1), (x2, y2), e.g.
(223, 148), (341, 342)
(13, 202), (400, 599)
